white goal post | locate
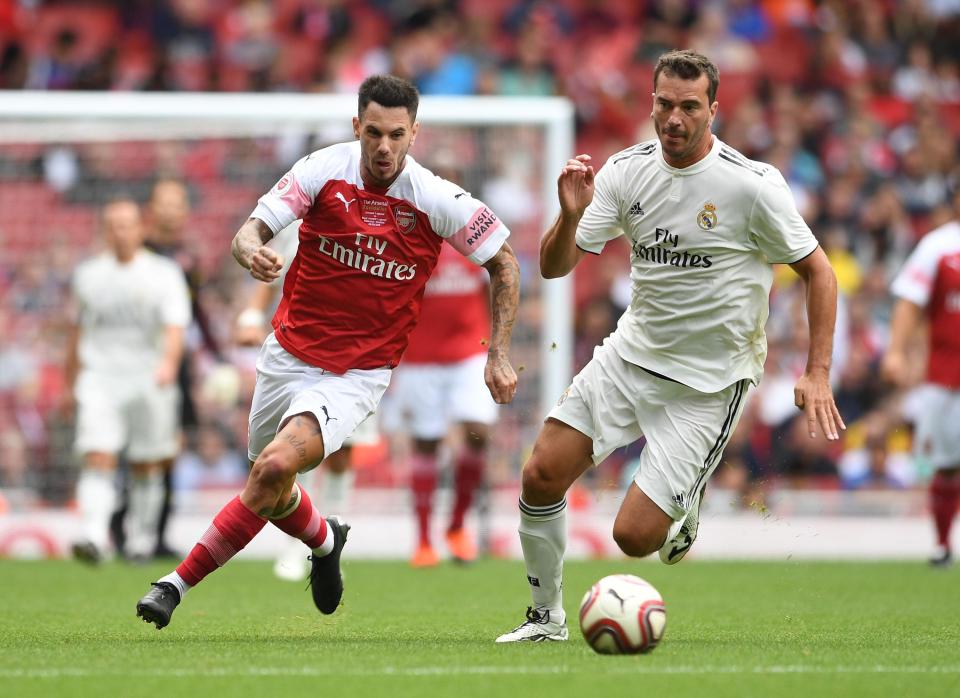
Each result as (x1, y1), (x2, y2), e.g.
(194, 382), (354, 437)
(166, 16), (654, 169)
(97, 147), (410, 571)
(0, 90), (575, 427)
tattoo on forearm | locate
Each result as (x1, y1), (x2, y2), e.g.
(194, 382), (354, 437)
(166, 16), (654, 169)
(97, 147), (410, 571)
(232, 220), (273, 269)
(486, 251), (520, 355)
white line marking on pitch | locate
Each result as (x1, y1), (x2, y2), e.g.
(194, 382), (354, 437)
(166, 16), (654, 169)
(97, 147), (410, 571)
(3, 665), (960, 678)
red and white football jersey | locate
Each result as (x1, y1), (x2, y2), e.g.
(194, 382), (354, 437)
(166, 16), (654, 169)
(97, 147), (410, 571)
(891, 220), (960, 388)
(404, 243), (490, 364)
(251, 141), (509, 374)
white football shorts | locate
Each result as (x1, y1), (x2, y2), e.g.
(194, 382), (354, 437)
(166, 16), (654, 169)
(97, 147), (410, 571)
(74, 370), (181, 462)
(247, 333), (391, 465)
(380, 352), (497, 440)
(547, 340), (749, 521)
(904, 383), (960, 470)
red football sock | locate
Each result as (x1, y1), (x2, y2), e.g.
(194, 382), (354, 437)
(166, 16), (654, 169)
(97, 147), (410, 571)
(176, 496), (267, 586)
(930, 471), (960, 548)
(411, 453), (437, 546)
(449, 448), (484, 532)
(270, 484), (329, 549)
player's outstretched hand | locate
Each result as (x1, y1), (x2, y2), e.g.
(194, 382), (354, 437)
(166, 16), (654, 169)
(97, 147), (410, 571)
(793, 370), (846, 441)
(558, 154), (595, 218)
(249, 246), (283, 282)
(485, 352), (518, 405)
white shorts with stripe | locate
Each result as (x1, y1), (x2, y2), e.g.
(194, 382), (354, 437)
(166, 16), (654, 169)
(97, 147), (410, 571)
(74, 370), (180, 462)
(380, 353), (496, 440)
(904, 383), (960, 470)
(547, 340), (749, 521)
(247, 333), (391, 464)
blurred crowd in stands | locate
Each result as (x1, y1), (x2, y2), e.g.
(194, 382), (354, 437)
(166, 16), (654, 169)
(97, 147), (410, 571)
(2, 0), (960, 506)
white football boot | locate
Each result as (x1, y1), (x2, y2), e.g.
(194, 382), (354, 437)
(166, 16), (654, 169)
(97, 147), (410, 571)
(658, 487), (704, 564)
(495, 607), (569, 643)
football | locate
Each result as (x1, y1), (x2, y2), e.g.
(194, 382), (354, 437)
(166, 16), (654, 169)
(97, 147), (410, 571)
(578, 574), (667, 654)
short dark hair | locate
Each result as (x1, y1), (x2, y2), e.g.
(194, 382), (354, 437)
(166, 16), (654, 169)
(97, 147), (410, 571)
(653, 50), (719, 104)
(358, 75), (420, 121)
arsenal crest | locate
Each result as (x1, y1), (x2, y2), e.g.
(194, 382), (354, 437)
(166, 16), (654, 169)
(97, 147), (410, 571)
(392, 204), (417, 234)
(273, 172), (293, 195)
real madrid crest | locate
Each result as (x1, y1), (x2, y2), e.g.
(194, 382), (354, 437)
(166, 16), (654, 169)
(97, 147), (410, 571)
(392, 203), (417, 234)
(697, 202), (718, 231)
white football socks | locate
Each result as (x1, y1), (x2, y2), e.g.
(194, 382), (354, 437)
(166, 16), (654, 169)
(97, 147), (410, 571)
(127, 470), (164, 557)
(312, 524), (336, 557)
(76, 469), (117, 551)
(158, 570), (190, 600)
(518, 497), (567, 623)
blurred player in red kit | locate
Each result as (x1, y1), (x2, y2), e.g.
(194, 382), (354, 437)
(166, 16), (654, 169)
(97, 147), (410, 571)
(883, 191), (960, 567)
(135, 75), (520, 629)
(383, 243), (499, 566)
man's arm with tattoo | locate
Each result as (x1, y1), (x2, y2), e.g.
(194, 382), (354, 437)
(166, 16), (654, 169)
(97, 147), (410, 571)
(232, 218), (283, 282)
(481, 242), (520, 404)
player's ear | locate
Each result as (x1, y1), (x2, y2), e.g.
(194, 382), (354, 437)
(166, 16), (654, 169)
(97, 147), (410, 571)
(352, 116), (361, 140)
(409, 120), (420, 146)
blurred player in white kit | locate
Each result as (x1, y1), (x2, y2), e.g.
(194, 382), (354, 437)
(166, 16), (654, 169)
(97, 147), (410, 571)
(64, 196), (191, 563)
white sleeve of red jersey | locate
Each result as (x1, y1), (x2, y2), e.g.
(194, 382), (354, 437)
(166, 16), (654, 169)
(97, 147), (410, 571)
(891, 228), (947, 307)
(250, 145), (344, 234)
(421, 173), (510, 266)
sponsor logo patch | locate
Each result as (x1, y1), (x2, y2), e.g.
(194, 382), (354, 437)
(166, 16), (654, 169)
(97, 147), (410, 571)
(360, 198), (389, 226)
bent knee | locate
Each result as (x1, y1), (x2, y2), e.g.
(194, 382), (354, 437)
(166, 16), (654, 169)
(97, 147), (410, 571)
(249, 448), (298, 489)
(521, 459), (568, 501)
(611, 520), (666, 559)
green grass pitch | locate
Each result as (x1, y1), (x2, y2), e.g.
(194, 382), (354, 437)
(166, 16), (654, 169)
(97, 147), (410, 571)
(2, 558), (958, 697)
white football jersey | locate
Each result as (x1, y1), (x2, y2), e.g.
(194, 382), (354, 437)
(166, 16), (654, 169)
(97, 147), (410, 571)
(72, 250), (191, 375)
(576, 137), (818, 393)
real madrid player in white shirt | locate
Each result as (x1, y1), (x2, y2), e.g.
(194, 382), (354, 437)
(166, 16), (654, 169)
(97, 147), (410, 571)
(65, 197), (191, 563)
(496, 50), (845, 643)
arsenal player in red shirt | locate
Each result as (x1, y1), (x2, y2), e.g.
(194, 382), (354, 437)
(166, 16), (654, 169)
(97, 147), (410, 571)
(382, 243), (500, 567)
(136, 75), (520, 629)
(883, 197), (960, 567)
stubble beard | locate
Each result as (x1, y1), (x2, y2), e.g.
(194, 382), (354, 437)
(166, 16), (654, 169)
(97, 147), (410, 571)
(363, 144), (410, 189)
(657, 120), (709, 164)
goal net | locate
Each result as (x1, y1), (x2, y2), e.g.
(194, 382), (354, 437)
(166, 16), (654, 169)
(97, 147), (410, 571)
(0, 91), (574, 504)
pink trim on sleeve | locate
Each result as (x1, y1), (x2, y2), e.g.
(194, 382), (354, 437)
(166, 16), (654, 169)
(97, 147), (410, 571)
(273, 172), (312, 219)
(907, 267), (932, 288)
(448, 206), (502, 256)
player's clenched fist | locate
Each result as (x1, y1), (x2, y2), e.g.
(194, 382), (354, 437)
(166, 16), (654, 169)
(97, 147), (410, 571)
(249, 246), (283, 282)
